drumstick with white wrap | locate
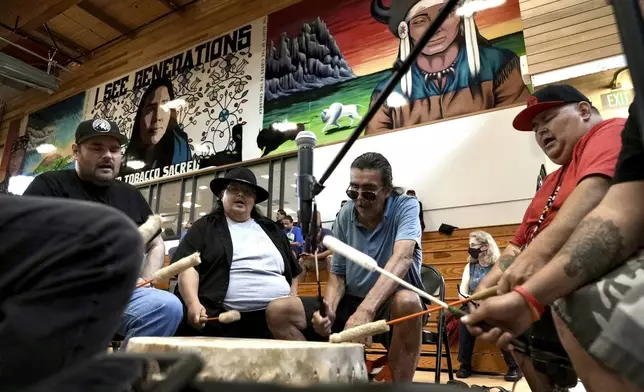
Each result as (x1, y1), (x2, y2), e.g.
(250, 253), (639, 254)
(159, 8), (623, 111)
(322, 236), (528, 353)
(322, 236), (463, 315)
(135, 252), (201, 288)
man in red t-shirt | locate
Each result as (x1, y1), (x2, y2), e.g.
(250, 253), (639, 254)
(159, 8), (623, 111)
(472, 84), (625, 391)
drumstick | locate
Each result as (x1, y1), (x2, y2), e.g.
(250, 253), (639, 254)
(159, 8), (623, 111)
(387, 285), (500, 326)
(135, 252), (201, 288)
(322, 236), (528, 353)
(206, 310), (241, 324)
(139, 215), (163, 245)
(315, 251), (326, 317)
(321, 236), (462, 315)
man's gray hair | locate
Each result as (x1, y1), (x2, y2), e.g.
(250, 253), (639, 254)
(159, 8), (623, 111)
(468, 230), (501, 265)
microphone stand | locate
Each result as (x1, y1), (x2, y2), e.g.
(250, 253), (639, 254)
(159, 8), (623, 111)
(298, 0), (459, 331)
(610, 0), (644, 146)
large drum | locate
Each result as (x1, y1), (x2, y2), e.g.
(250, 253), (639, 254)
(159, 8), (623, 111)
(127, 337), (369, 385)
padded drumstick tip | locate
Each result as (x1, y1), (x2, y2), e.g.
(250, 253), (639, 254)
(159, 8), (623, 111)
(218, 310), (241, 324)
(322, 236), (377, 271)
(152, 252), (201, 281)
(329, 320), (390, 343)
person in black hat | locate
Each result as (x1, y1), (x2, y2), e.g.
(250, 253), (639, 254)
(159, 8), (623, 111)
(23, 118), (183, 348)
(462, 84), (628, 391)
(171, 166), (301, 339)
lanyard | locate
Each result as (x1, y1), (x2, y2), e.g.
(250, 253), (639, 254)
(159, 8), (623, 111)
(523, 168), (565, 250)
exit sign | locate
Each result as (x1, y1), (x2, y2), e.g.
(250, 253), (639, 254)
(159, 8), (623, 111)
(601, 89), (634, 109)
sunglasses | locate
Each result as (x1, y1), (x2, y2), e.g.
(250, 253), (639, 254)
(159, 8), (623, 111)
(345, 186), (383, 201)
(226, 184), (256, 197)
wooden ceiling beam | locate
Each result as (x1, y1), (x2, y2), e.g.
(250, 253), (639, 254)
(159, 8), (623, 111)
(0, 0), (85, 50)
(158, 0), (180, 10)
(77, 2), (134, 38)
(34, 26), (89, 57)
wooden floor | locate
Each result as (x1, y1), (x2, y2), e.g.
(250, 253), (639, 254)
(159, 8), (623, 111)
(413, 371), (588, 392)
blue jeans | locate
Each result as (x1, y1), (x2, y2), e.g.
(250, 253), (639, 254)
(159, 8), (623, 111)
(118, 287), (183, 348)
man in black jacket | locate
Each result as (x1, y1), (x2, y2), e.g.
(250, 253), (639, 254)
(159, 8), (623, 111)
(23, 119), (183, 348)
(172, 167), (301, 339)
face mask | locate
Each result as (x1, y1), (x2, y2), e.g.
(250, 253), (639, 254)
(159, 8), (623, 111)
(468, 247), (482, 259)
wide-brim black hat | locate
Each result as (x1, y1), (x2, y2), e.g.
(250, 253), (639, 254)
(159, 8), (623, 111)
(209, 166), (270, 203)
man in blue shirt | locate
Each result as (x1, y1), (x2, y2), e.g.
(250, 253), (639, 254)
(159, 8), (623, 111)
(283, 215), (304, 256)
(267, 152), (425, 382)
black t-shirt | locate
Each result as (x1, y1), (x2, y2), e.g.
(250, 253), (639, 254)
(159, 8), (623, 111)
(24, 169), (152, 225)
(614, 103), (644, 185)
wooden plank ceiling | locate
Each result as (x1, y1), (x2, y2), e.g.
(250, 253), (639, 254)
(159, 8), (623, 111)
(520, 0), (624, 75)
(0, 0), (301, 127)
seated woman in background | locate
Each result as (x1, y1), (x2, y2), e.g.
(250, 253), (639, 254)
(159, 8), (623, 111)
(171, 167), (301, 339)
(457, 231), (522, 382)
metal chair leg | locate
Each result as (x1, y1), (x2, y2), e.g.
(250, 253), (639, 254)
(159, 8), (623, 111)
(443, 322), (454, 381)
(435, 310), (444, 384)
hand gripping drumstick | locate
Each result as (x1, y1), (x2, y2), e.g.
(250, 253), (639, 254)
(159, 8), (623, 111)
(135, 252), (201, 288)
(205, 310), (241, 324)
(322, 236), (528, 353)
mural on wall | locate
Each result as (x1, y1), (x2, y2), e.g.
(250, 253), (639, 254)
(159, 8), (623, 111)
(84, 17), (267, 185)
(0, 93), (85, 194)
(0, 2), (531, 186)
(255, 0), (530, 158)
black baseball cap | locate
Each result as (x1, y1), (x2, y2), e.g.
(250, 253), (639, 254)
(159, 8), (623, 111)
(513, 85), (592, 132)
(75, 119), (127, 145)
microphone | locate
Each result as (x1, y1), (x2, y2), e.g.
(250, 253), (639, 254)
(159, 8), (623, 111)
(295, 131), (317, 240)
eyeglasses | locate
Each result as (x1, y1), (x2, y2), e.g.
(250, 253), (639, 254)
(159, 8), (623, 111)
(345, 186), (384, 201)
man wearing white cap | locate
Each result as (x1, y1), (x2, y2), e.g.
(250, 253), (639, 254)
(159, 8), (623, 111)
(367, 0), (529, 133)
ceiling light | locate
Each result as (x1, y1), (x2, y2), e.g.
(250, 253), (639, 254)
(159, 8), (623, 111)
(261, 174), (269, 179)
(457, 0), (506, 17)
(127, 160), (146, 170)
(185, 192), (192, 197)
(36, 144), (56, 154)
(199, 212), (206, 216)
(7, 175), (34, 195)
(290, 184), (297, 188)
(199, 185), (208, 190)
(161, 98), (187, 112)
(386, 92), (409, 108)
(181, 201), (201, 208)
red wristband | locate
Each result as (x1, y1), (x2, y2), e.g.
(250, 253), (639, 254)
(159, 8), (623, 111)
(513, 286), (545, 320)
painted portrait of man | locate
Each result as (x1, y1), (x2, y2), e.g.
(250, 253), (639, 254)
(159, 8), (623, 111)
(367, 0), (530, 133)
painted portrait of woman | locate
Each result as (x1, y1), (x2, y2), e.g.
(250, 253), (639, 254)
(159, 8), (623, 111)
(367, 0), (530, 133)
(121, 77), (192, 173)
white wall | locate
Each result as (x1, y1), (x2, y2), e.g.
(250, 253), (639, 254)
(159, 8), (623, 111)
(312, 105), (545, 232)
